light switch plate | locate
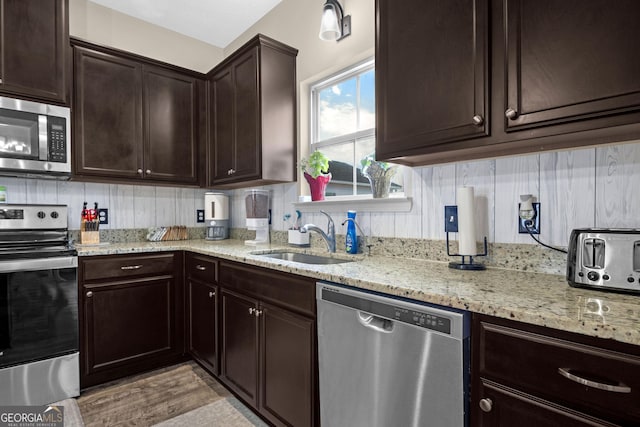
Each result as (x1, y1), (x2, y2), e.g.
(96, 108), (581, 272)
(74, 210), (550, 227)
(444, 205), (458, 232)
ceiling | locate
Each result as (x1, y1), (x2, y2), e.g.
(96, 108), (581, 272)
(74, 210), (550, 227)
(89, 0), (282, 48)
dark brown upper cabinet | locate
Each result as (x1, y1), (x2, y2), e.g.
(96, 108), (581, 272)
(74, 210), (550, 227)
(503, 0), (640, 131)
(207, 34), (297, 189)
(72, 39), (202, 186)
(376, 0), (640, 166)
(376, 0), (489, 161)
(0, 0), (69, 104)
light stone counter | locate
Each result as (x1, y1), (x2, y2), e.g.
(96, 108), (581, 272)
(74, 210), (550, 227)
(76, 239), (640, 347)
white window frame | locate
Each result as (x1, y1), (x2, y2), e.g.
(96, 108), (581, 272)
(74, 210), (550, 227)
(295, 58), (412, 213)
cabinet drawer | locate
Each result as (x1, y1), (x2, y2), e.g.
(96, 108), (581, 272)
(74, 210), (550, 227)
(477, 319), (640, 423)
(219, 261), (315, 317)
(81, 253), (175, 282)
(185, 253), (218, 283)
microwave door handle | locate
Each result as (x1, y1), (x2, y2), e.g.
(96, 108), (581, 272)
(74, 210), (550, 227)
(38, 115), (48, 161)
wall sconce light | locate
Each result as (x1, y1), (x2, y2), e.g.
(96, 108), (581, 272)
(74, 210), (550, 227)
(319, 0), (351, 42)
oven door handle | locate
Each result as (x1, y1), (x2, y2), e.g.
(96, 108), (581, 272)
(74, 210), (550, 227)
(0, 256), (77, 273)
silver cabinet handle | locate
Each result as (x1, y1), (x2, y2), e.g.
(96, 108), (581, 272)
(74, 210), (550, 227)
(137, 169), (143, 175)
(248, 307), (255, 315)
(479, 398), (493, 412)
(146, 169), (151, 175)
(196, 265), (206, 271)
(208, 291), (215, 298)
(227, 169), (232, 175)
(120, 264), (143, 270)
(558, 368), (631, 393)
(472, 115), (484, 126)
(86, 291), (93, 297)
(254, 309), (262, 317)
(505, 108), (518, 119)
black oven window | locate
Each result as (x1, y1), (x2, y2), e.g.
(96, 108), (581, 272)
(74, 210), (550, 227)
(0, 267), (78, 368)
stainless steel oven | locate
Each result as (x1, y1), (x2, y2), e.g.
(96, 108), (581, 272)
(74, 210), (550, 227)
(0, 205), (78, 405)
(0, 97), (71, 179)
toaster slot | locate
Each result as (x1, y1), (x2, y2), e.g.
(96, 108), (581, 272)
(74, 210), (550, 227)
(634, 241), (640, 272)
(583, 238), (605, 269)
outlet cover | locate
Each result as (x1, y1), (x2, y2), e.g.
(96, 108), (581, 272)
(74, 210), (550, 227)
(196, 209), (205, 223)
(518, 202), (540, 234)
(98, 208), (109, 225)
(444, 205), (458, 232)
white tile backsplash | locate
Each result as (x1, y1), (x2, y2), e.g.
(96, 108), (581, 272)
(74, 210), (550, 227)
(5, 139), (640, 240)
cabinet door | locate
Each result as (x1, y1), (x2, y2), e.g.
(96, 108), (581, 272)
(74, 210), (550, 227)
(187, 279), (217, 374)
(260, 303), (315, 427)
(232, 48), (261, 182)
(376, 0), (488, 159)
(82, 277), (177, 378)
(74, 47), (143, 179)
(221, 289), (259, 406)
(143, 65), (199, 184)
(474, 380), (615, 427)
(504, 0), (640, 131)
(0, 0), (68, 104)
(209, 66), (235, 185)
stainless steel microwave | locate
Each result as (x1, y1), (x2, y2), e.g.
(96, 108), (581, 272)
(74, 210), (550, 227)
(0, 96), (71, 179)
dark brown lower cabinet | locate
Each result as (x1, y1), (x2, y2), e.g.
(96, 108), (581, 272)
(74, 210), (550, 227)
(187, 279), (218, 374)
(219, 261), (318, 427)
(79, 253), (184, 388)
(472, 314), (640, 426)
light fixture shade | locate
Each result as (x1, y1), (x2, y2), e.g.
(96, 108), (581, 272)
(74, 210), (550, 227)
(319, 3), (341, 41)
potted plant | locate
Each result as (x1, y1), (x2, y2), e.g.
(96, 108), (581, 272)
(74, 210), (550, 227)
(300, 150), (331, 201)
(360, 153), (398, 198)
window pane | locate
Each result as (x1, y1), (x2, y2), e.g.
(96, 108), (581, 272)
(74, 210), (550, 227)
(321, 142), (355, 196)
(359, 69), (375, 130)
(355, 136), (375, 195)
(317, 77), (357, 141)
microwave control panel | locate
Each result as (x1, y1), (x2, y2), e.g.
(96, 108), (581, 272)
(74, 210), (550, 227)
(47, 116), (66, 163)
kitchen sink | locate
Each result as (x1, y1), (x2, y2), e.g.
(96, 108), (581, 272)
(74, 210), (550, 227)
(255, 251), (355, 265)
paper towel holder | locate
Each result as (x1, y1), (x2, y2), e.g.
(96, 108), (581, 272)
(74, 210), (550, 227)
(446, 232), (487, 270)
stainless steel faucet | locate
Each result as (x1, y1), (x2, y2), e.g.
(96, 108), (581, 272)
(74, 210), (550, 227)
(341, 217), (370, 255)
(300, 210), (336, 252)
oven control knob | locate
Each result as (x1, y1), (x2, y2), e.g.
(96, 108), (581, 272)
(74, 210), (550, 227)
(51, 211), (59, 219)
(587, 271), (600, 281)
(37, 211), (46, 219)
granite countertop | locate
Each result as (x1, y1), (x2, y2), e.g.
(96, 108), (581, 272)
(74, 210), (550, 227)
(76, 239), (640, 347)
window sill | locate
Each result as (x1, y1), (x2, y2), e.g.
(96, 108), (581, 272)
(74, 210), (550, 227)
(293, 195), (412, 213)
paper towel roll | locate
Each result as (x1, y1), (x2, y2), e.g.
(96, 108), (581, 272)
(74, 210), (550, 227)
(457, 186), (477, 256)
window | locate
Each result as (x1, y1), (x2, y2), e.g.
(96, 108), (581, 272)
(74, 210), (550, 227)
(310, 59), (403, 198)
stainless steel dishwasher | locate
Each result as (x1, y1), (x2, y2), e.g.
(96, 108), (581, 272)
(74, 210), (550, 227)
(317, 282), (470, 427)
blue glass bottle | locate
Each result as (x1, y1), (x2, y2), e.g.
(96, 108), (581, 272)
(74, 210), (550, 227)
(345, 210), (358, 254)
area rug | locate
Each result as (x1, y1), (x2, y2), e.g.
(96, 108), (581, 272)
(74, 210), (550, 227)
(77, 364), (224, 426)
(153, 397), (266, 427)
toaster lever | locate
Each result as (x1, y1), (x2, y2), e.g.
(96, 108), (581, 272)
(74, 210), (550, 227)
(583, 238), (605, 269)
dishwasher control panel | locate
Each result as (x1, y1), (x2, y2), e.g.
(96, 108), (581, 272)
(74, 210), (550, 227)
(320, 286), (451, 334)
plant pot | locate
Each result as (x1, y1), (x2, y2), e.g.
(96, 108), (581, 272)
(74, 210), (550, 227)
(304, 172), (331, 201)
(363, 163), (397, 198)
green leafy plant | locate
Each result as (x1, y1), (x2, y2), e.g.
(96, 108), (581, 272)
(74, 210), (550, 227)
(300, 150), (330, 178)
(360, 153), (393, 172)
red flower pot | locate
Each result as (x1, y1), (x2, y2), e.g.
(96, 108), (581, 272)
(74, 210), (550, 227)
(304, 172), (331, 201)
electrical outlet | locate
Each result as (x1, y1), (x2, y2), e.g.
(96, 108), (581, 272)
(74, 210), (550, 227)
(518, 202), (540, 234)
(98, 208), (109, 225)
(444, 205), (458, 232)
(196, 209), (205, 223)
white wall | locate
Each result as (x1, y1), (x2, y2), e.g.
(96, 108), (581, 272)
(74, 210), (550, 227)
(69, 0), (224, 72)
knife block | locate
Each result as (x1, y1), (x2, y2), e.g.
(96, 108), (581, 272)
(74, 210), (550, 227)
(80, 231), (100, 244)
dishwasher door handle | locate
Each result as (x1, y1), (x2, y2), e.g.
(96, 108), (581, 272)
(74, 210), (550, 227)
(357, 311), (394, 333)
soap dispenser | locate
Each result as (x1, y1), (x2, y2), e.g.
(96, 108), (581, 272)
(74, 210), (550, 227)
(345, 210), (358, 254)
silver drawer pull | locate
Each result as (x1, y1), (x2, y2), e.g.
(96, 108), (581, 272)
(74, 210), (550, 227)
(479, 398), (492, 413)
(558, 368), (631, 393)
(208, 291), (215, 298)
(196, 265), (206, 271)
(86, 291), (93, 297)
(121, 264), (143, 270)
(248, 308), (255, 315)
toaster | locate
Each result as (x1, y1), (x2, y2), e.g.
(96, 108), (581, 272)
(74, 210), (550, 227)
(567, 228), (640, 294)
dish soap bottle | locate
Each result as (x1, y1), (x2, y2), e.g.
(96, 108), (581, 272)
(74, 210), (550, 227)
(345, 210), (358, 254)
